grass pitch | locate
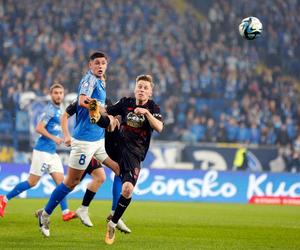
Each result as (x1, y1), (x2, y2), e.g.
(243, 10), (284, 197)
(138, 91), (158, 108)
(0, 199), (300, 249)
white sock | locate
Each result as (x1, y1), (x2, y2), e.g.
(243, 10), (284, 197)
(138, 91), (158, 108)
(62, 209), (70, 215)
(42, 210), (50, 217)
(80, 205), (88, 211)
(108, 220), (117, 228)
(111, 210), (115, 215)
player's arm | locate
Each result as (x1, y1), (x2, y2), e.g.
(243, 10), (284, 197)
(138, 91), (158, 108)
(134, 107), (163, 133)
(61, 100), (77, 146)
(35, 121), (63, 145)
(61, 112), (72, 147)
(78, 80), (105, 111)
(93, 98), (124, 129)
(36, 105), (63, 145)
(95, 114), (120, 132)
(94, 99), (120, 131)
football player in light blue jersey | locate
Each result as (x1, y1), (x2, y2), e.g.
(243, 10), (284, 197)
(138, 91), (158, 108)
(37, 52), (120, 237)
(72, 65), (106, 142)
(0, 83), (76, 222)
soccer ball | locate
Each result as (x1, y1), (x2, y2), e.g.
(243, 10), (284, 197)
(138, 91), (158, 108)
(239, 17), (263, 40)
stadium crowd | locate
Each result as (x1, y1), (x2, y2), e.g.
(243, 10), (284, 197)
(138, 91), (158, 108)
(0, 0), (299, 154)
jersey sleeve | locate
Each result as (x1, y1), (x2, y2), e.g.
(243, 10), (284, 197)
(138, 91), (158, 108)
(79, 76), (96, 97)
(106, 97), (126, 116)
(38, 104), (55, 125)
(152, 103), (163, 122)
(65, 99), (78, 117)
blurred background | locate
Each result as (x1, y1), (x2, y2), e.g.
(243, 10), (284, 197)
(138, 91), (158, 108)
(0, 0), (300, 178)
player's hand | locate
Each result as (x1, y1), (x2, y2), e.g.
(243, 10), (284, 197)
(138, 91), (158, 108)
(64, 136), (71, 147)
(134, 107), (149, 116)
(107, 115), (120, 132)
(83, 96), (93, 104)
(54, 137), (63, 145)
(115, 117), (121, 129)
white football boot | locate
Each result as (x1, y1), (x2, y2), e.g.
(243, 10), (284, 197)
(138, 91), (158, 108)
(76, 206), (93, 227)
(35, 209), (50, 237)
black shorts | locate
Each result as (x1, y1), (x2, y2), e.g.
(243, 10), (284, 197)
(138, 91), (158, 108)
(80, 157), (102, 181)
(119, 149), (141, 186)
(105, 130), (121, 162)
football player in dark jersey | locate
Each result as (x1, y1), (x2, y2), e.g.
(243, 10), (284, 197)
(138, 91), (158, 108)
(61, 99), (131, 233)
(102, 75), (163, 245)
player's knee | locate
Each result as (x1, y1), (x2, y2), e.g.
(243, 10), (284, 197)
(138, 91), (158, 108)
(64, 177), (80, 189)
(55, 176), (64, 184)
(94, 174), (106, 185)
(122, 183), (134, 198)
(27, 179), (38, 187)
(27, 175), (40, 187)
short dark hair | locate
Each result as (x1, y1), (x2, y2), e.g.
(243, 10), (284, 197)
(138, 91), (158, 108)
(89, 51), (108, 61)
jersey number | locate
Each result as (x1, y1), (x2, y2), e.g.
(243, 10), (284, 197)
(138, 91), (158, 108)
(79, 154), (86, 165)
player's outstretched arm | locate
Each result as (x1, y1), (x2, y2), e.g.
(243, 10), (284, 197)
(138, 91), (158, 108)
(95, 114), (119, 131)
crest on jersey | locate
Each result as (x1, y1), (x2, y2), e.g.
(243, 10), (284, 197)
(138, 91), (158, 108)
(126, 112), (145, 128)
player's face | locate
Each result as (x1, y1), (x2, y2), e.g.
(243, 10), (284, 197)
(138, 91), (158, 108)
(134, 80), (152, 104)
(89, 57), (107, 79)
(51, 87), (64, 105)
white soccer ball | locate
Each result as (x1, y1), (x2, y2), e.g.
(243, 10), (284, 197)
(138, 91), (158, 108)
(239, 16), (263, 40)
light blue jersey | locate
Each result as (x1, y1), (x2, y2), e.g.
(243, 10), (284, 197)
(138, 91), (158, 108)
(34, 102), (62, 154)
(73, 70), (106, 141)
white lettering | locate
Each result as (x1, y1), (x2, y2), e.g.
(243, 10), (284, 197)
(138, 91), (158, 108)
(135, 169), (152, 195)
(186, 179), (202, 198)
(288, 183), (300, 197)
(247, 174), (267, 199)
(221, 183), (237, 198)
(0, 176), (19, 192)
(247, 174), (300, 198)
(135, 169), (237, 199)
(166, 179), (189, 196)
(202, 171), (220, 197)
(151, 176), (167, 195)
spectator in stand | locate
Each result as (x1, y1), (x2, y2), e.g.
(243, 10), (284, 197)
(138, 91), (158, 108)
(286, 134), (300, 173)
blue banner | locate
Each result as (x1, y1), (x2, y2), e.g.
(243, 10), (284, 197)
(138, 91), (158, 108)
(0, 163), (299, 203)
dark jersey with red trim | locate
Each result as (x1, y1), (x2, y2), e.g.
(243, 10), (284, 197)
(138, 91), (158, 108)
(107, 97), (162, 161)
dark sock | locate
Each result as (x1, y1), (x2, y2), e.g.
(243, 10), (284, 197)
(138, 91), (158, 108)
(82, 189), (96, 207)
(111, 195), (131, 224)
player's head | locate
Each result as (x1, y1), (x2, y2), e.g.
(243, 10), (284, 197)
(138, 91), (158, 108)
(50, 82), (64, 105)
(89, 51), (108, 79)
(134, 74), (154, 105)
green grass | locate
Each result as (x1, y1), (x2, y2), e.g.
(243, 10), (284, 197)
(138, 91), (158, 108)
(0, 199), (300, 249)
